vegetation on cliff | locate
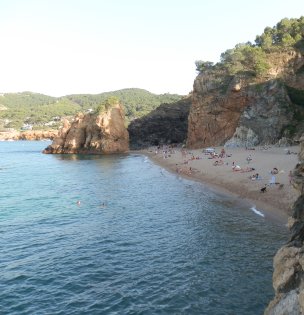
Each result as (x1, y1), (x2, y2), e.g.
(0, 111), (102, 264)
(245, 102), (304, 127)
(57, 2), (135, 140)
(95, 96), (120, 114)
(0, 89), (182, 130)
(189, 16), (304, 149)
(196, 16), (304, 77)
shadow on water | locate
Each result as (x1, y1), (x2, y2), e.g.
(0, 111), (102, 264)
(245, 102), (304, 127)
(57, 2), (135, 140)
(49, 153), (133, 174)
(51, 153), (130, 161)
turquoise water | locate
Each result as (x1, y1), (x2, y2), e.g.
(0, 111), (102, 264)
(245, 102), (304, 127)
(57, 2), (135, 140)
(0, 141), (288, 315)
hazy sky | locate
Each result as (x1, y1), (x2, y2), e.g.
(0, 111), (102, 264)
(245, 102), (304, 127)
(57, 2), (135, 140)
(0, 0), (302, 96)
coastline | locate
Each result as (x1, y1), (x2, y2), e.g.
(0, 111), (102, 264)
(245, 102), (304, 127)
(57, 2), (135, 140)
(0, 130), (58, 141)
(135, 145), (300, 225)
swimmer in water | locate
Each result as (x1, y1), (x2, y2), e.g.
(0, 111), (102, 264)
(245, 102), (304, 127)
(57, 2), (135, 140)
(77, 200), (81, 206)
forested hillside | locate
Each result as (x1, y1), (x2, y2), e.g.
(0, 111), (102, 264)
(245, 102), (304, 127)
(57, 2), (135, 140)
(195, 16), (304, 78)
(0, 89), (182, 130)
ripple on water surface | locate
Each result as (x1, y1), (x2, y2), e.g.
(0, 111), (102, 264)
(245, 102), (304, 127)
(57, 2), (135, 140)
(0, 141), (288, 315)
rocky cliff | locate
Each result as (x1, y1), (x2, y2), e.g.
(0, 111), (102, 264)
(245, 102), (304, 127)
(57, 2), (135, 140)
(128, 97), (191, 149)
(0, 130), (58, 141)
(43, 103), (129, 154)
(187, 50), (304, 148)
(265, 136), (304, 315)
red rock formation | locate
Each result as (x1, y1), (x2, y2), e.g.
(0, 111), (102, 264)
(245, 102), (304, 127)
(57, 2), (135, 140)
(43, 103), (129, 154)
(187, 73), (249, 148)
(187, 51), (304, 149)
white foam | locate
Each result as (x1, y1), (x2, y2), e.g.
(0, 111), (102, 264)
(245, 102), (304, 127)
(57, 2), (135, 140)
(250, 206), (265, 217)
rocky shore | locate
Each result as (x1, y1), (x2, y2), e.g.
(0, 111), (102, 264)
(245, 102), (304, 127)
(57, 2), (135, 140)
(264, 137), (304, 314)
(0, 130), (58, 141)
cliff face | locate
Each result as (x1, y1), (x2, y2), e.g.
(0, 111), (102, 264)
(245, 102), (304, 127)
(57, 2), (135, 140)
(265, 136), (304, 315)
(43, 103), (129, 154)
(0, 130), (58, 140)
(128, 97), (191, 149)
(187, 72), (250, 148)
(187, 51), (304, 148)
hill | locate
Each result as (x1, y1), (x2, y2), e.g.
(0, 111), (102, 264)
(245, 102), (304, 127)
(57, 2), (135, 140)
(0, 89), (182, 130)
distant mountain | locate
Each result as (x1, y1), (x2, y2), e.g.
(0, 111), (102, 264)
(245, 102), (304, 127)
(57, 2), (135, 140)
(0, 89), (183, 130)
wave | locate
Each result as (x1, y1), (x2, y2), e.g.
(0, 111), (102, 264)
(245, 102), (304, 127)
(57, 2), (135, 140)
(250, 206), (265, 217)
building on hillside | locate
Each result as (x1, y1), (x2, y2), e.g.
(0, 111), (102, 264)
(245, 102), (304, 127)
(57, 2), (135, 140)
(21, 124), (33, 130)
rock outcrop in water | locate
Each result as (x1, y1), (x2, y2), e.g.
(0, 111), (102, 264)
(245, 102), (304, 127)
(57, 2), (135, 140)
(265, 136), (304, 315)
(43, 103), (129, 154)
(128, 97), (191, 149)
(187, 51), (304, 148)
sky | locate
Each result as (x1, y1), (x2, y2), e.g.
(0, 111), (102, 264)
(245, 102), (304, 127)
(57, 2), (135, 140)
(0, 0), (303, 97)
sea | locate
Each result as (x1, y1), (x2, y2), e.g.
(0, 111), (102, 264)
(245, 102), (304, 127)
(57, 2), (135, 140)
(0, 141), (289, 315)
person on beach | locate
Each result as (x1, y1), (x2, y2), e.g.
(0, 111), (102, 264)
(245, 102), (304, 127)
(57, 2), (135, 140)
(271, 167), (279, 174)
(213, 160), (224, 166)
(246, 155), (252, 164)
(289, 170), (293, 185)
(240, 166), (255, 173)
(250, 173), (260, 180)
(232, 165), (241, 171)
(220, 148), (226, 158)
(270, 175), (276, 185)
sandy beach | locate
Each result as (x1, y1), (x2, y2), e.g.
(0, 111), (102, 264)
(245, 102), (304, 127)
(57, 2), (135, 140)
(140, 145), (300, 223)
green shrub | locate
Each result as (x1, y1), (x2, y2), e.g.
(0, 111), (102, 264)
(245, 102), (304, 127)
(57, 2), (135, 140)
(195, 60), (214, 73)
(96, 96), (120, 114)
(220, 44), (270, 76)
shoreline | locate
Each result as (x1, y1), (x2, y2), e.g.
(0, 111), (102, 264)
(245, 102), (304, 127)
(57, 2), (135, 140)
(134, 145), (300, 225)
(0, 130), (57, 141)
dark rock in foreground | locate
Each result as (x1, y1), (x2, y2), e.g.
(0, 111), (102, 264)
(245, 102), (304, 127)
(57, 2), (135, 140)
(265, 135), (304, 314)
